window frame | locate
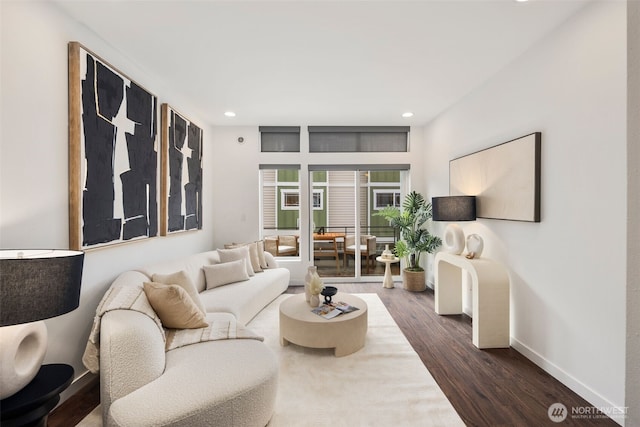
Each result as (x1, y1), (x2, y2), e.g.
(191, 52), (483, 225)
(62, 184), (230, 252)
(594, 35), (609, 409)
(281, 189), (324, 211)
(373, 189), (402, 210)
(280, 189), (300, 210)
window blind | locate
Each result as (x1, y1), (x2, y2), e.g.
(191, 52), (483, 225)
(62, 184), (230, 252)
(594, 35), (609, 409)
(259, 126), (300, 152)
(308, 126), (409, 153)
(259, 164), (301, 170)
(307, 164), (410, 171)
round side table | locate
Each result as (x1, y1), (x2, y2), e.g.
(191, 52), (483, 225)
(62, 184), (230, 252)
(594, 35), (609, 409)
(0, 364), (74, 427)
(376, 256), (399, 289)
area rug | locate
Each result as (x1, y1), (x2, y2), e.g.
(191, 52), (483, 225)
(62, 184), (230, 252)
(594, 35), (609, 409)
(77, 293), (463, 427)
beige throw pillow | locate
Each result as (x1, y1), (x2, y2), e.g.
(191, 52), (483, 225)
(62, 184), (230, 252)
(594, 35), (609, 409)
(152, 270), (205, 314)
(223, 242), (262, 273)
(224, 243), (244, 249)
(203, 259), (250, 289)
(143, 282), (208, 329)
(218, 246), (254, 276)
(246, 242), (263, 273)
(255, 240), (268, 269)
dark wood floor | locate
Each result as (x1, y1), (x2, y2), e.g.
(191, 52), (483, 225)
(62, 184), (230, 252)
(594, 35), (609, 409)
(49, 283), (617, 426)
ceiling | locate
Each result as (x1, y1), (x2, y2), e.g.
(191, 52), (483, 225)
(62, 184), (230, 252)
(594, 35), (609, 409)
(54, 0), (589, 127)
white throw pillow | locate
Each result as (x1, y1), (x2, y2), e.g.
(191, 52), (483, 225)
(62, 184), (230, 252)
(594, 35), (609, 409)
(218, 246), (254, 276)
(223, 242), (262, 273)
(246, 242), (263, 273)
(256, 240), (268, 269)
(152, 270), (206, 314)
(203, 259), (250, 289)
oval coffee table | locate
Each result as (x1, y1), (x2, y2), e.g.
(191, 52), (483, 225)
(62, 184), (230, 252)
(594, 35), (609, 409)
(279, 292), (368, 357)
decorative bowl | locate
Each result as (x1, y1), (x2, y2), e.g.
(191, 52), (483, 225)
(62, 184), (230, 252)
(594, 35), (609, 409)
(321, 286), (338, 304)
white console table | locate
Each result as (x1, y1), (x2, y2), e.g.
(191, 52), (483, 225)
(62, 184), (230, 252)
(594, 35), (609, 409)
(434, 252), (510, 349)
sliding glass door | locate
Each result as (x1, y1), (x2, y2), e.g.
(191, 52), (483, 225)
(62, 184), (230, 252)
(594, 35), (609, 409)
(260, 165), (301, 259)
(310, 166), (406, 280)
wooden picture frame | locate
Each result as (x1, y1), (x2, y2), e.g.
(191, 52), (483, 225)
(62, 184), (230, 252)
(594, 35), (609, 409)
(449, 132), (541, 222)
(160, 104), (203, 235)
(68, 42), (159, 250)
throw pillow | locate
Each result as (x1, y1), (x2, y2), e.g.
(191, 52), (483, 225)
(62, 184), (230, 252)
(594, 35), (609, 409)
(143, 282), (208, 329)
(256, 240), (268, 269)
(223, 242), (262, 273)
(223, 243), (244, 249)
(246, 242), (263, 273)
(152, 270), (206, 314)
(203, 259), (250, 289)
(218, 246), (254, 276)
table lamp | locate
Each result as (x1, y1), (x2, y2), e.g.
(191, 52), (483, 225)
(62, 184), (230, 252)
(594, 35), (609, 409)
(432, 196), (477, 255)
(0, 250), (84, 399)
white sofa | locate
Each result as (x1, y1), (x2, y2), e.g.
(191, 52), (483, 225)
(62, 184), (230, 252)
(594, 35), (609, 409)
(98, 249), (289, 426)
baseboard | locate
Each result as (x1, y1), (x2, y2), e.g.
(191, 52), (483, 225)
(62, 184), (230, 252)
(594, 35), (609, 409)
(510, 337), (626, 426)
(58, 369), (98, 405)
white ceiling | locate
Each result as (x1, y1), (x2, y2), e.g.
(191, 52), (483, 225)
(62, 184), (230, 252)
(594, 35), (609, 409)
(54, 0), (589, 127)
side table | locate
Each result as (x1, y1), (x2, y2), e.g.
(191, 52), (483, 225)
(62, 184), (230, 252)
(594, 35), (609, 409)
(0, 364), (74, 427)
(434, 252), (510, 349)
(376, 256), (399, 289)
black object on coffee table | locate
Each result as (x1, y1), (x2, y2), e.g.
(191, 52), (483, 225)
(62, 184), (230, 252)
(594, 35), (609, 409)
(321, 286), (338, 304)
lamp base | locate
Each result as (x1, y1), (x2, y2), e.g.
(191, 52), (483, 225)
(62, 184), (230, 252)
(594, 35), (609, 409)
(0, 321), (48, 399)
(443, 224), (465, 255)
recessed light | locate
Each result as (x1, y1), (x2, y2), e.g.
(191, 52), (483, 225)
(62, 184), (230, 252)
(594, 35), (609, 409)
(224, 111), (236, 117)
(515, 0), (528, 2)
(402, 112), (414, 118)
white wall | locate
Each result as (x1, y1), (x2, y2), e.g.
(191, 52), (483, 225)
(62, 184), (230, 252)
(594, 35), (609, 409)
(0, 1), (216, 398)
(210, 125), (426, 284)
(423, 1), (626, 417)
(626, 1), (639, 424)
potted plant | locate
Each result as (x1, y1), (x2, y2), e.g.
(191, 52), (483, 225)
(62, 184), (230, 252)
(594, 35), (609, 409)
(374, 191), (442, 291)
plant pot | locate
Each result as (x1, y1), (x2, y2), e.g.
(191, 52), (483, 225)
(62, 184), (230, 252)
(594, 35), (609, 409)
(403, 269), (426, 292)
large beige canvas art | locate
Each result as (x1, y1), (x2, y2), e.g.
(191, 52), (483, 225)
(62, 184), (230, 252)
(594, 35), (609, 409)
(450, 133), (541, 222)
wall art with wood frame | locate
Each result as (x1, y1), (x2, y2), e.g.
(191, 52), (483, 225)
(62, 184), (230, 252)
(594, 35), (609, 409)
(68, 42), (159, 250)
(449, 132), (541, 222)
(160, 104), (203, 235)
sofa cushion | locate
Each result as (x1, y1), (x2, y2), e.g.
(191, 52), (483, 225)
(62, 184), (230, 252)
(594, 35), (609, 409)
(203, 260), (250, 289)
(152, 270), (206, 314)
(218, 247), (254, 276)
(199, 268), (289, 324)
(143, 282), (208, 329)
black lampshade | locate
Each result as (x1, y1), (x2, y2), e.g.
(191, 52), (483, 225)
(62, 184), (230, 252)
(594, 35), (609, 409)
(0, 250), (84, 326)
(432, 196), (477, 221)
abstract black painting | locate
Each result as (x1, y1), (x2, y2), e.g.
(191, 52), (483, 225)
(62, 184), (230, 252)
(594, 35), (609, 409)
(68, 42), (158, 250)
(160, 104), (203, 235)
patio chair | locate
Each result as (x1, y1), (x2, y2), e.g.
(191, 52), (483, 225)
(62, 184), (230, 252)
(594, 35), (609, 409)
(344, 235), (377, 273)
(264, 235), (298, 256)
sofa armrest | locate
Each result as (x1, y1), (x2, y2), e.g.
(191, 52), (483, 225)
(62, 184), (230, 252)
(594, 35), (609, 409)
(101, 310), (166, 421)
(263, 251), (279, 268)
